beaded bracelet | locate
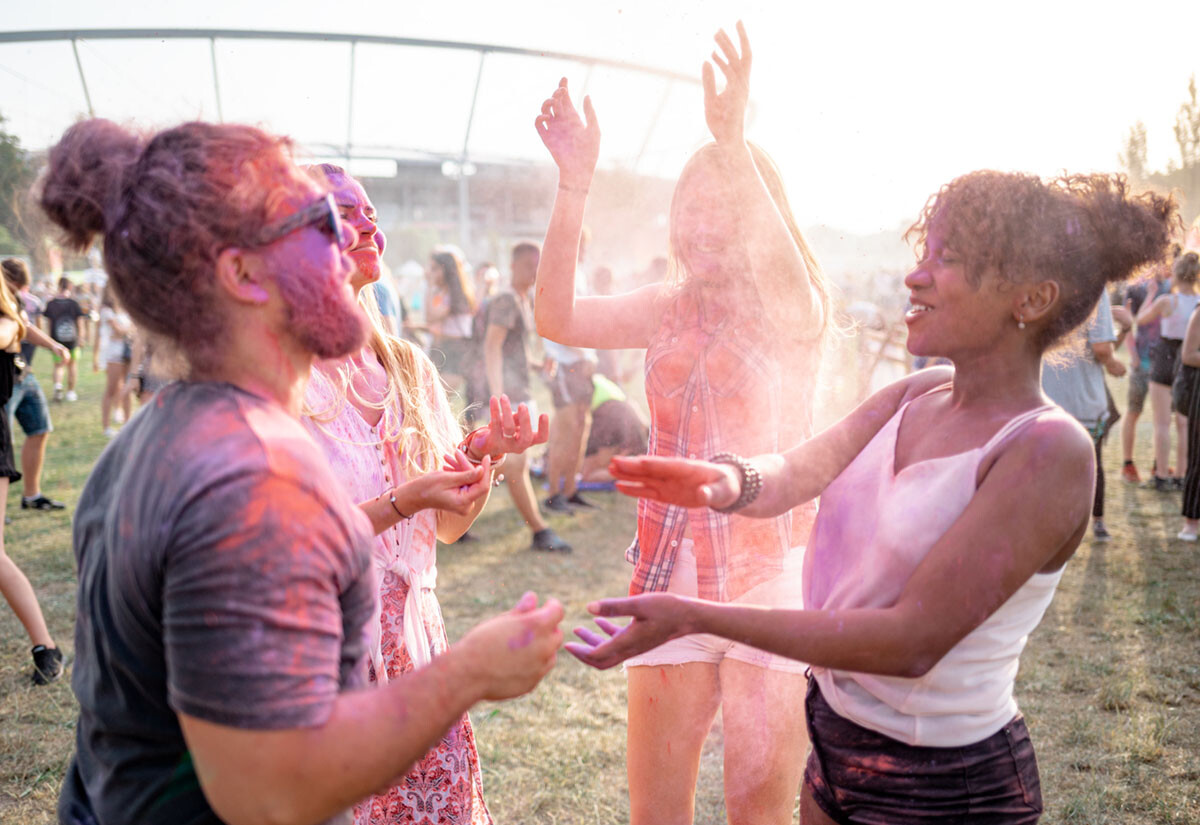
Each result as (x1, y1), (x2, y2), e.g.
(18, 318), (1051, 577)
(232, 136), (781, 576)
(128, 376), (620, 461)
(708, 452), (763, 513)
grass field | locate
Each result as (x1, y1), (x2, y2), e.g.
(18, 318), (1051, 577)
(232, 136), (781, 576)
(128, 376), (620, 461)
(0, 347), (1197, 824)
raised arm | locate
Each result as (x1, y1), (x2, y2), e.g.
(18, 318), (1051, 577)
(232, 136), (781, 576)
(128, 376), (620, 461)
(1136, 292), (1170, 325)
(534, 80), (666, 349)
(703, 22), (822, 338)
(610, 367), (955, 516)
(574, 412), (1092, 675)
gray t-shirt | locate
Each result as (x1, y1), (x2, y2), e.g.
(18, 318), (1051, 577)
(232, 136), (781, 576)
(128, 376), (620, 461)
(59, 382), (375, 825)
(1043, 291), (1116, 428)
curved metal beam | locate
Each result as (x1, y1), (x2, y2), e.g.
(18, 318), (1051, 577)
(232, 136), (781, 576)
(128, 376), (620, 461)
(0, 28), (701, 85)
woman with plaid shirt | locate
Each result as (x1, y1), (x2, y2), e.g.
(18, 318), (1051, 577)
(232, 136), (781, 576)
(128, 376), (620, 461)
(533, 23), (834, 825)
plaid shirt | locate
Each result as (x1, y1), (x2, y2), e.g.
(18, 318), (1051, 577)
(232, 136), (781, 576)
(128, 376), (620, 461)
(627, 288), (818, 602)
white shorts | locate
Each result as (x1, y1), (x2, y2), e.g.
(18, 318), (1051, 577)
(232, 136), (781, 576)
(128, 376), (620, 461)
(624, 538), (809, 673)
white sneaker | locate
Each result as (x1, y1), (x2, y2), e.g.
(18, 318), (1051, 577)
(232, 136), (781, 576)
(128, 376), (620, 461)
(65, 390), (77, 402)
(1178, 528), (1198, 542)
(103, 427), (117, 439)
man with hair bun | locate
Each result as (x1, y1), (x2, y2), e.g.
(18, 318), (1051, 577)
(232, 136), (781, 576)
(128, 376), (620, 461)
(39, 117), (563, 825)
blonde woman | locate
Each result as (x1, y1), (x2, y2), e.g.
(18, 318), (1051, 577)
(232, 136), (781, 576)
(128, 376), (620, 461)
(302, 165), (548, 825)
(0, 276), (63, 684)
(534, 23), (833, 825)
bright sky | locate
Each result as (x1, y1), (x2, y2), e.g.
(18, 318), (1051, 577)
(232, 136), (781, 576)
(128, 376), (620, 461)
(1, 0), (1197, 234)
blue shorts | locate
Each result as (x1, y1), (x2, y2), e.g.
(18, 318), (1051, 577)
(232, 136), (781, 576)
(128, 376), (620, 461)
(7, 373), (52, 437)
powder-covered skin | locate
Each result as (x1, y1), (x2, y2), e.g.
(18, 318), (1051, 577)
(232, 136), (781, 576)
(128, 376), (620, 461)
(60, 381), (375, 825)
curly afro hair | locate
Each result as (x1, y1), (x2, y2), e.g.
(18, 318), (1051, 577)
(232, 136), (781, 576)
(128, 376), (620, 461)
(907, 171), (1178, 350)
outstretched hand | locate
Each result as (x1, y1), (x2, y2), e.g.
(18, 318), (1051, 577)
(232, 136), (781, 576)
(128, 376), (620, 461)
(534, 78), (601, 189)
(459, 591), (565, 700)
(464, 395), (550, 459)
(702, 21), (752, 146)
(608, 455), (739, 509)
(564, 593), (694, 670)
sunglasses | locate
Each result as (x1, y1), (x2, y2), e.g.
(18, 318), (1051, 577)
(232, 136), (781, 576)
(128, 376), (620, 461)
(252, 193), (346, 249)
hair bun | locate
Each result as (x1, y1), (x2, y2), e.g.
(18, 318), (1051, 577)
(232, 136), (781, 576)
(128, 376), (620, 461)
(39, 119), (144, 251)
(1065, 174), (1178, 285)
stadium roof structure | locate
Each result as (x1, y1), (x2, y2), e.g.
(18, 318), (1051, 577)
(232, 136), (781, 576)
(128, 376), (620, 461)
(0, 28), (713, 178)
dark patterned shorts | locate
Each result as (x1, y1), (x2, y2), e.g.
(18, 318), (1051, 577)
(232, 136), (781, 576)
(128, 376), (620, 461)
(804, 679), (1043, 824)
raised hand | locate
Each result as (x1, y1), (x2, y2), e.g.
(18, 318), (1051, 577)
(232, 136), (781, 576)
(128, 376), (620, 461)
(463, 395), (551, 459)
(458, 592), (565, 700)
(564, 593), (693, 670)
(608, 455), (739, 509)
(534, 78), (601, 190)
(702, 21), (752, 146)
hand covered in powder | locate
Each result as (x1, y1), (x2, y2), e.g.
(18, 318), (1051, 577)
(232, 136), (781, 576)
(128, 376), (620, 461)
(534, 78), (601, 190)
(564, 593), (695, 670)
(702, 21), (752, 146)
(458, 591), (564, 701)
(463, 395), (550, 459)
(609, 455), (739, 509)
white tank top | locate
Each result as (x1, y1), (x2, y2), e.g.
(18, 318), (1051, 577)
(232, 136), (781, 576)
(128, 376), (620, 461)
(1160, 293), (1200, 340)
(804, 386), (1065, 747)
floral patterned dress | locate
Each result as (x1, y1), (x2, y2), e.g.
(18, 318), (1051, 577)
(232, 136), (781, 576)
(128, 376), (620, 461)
(303, 355), (493, 825)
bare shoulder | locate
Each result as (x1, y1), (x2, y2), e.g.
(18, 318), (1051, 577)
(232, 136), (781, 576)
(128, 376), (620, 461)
(895, 365), (955, 405)
(990, 406), (1094, 481)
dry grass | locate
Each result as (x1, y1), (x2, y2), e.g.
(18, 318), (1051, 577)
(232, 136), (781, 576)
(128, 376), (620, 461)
(0, 354), (1197, 824)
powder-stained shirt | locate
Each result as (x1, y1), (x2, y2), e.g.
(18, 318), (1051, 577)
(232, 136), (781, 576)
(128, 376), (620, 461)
(484, 290), (534, 403)
(629, 287), (819, 602)
(1043, 290), (1116, 429)
(59, 381), (375, 825)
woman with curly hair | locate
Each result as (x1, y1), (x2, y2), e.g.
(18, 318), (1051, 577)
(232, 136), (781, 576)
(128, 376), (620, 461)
(571, 170), (1177, 824)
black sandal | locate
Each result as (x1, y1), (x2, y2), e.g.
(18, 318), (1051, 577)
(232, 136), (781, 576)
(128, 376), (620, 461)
(531, 528), (572, 553)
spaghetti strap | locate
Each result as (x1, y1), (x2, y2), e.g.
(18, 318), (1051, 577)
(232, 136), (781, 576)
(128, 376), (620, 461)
(981, 405), (1058, 453)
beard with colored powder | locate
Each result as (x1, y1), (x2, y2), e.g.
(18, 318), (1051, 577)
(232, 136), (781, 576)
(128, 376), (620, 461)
(275, 265), (368, 360)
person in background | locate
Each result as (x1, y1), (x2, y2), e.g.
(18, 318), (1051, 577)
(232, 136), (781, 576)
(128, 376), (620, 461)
(534, 23), (832, 824)
(44, 277), (85, 402)
(1043, 290), (1126, 541)
(483, 241), (572, 553)
(40, 115), (563, 825)
(1118, 258), (1171, 482)
(425, 247), (477, 397)
(371, 262), (402, 337)
(1, 259), (71, 512)
(541, 228), (598, 514)
(92, 286), (133, 438)
(0, 269), (64, 684)
(464, 262), (501, 427)
(1136, 248), (1199, 490)
(474, 261), (500, 306)
(580, 372), (649, 486)
(1175, 253), (1200, 540)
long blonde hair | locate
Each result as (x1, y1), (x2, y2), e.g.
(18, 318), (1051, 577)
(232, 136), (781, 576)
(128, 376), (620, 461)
(0, 276), (27, 345)
(666, 142), (833, 343)
(305, 284), (460, 477)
